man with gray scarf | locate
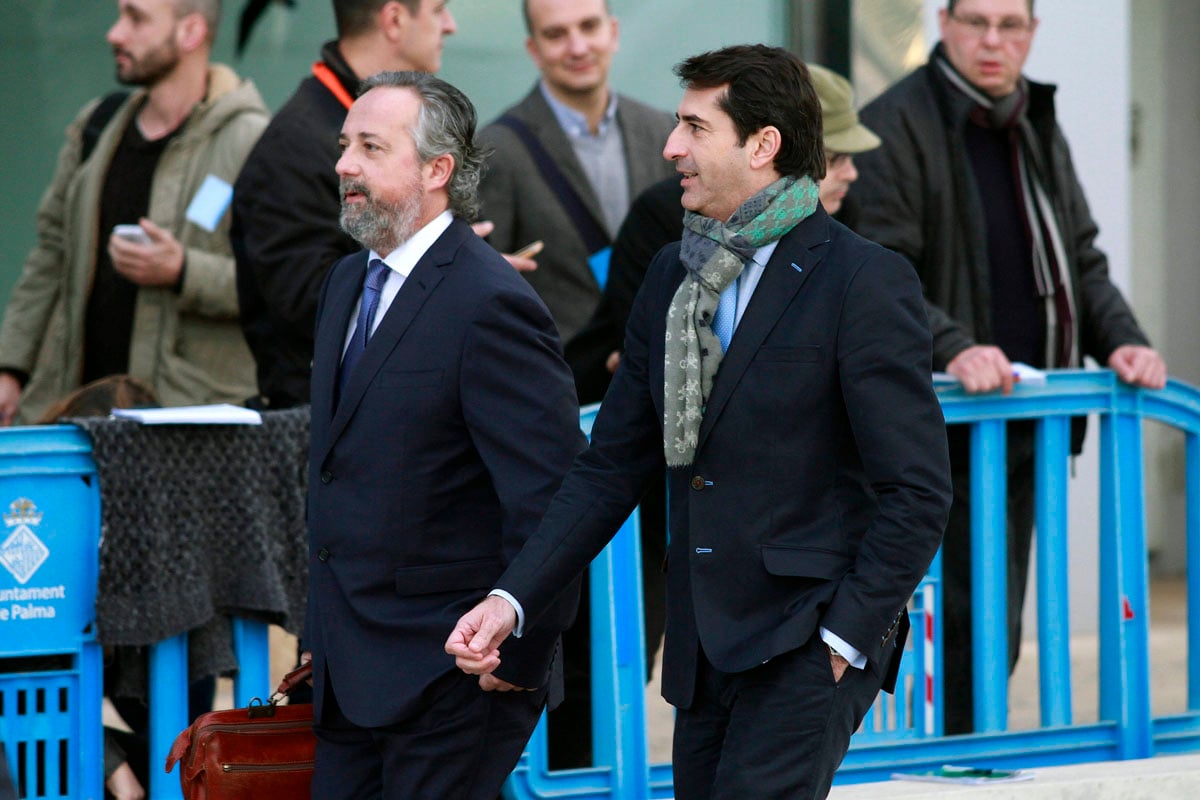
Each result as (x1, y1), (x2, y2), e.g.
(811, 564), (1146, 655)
(448, 45), (951, 800)
(852, 0), (1166, 734)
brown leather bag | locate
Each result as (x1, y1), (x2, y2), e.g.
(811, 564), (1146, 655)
(165, 663), (315, 799)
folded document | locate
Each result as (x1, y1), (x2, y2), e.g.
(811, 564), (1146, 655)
(111, 404), (262, 425)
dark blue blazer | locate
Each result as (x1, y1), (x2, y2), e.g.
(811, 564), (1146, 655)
(497, 208), (952, 708)
(306, 218), (585, 727)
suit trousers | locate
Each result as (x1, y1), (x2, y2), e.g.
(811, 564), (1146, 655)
(941, 421), (1036, 735)
(311, 666), (545, 800)
(672, 634), (883, 800)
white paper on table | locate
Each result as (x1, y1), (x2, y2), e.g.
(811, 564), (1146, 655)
(110, 404), (262, 425)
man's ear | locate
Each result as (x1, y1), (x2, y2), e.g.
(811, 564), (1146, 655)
(380, 0), (413, 42)
(176, 12), (208, 53)
(423, 152), (455, 192)
(749, 126), (782, 171)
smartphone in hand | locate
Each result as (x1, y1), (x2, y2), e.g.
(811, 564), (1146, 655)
(113, 224), (151, 245)
(512, 240), (544, 259)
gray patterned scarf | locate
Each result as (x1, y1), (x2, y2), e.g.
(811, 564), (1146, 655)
(663, 175), (820, 466)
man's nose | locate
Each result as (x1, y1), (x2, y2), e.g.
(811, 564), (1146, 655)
(442, 9), (458, 35)
(566, 30), (589, 55)
(844, 157), (859, 183)
(663, 127), (685, 161)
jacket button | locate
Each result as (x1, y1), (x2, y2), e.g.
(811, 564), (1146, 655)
(320, 470), (333, 484)
(317, 548), (330, 562)
(691, 476), (705, 491)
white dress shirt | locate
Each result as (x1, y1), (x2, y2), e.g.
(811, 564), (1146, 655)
(342, 210), (454, 357)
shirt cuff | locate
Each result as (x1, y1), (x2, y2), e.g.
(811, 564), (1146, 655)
(820, 627), (866, 670)
(488, 589), (525, 638)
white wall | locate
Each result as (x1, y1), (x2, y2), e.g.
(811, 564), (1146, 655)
(1131, 1), (1200, 576)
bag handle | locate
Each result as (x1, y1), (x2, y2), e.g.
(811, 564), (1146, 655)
(269, 662), (314, 705)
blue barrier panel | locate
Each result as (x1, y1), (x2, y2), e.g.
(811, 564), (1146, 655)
(0, 426), (102, 800)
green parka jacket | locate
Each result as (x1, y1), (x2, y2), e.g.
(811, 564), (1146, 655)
(0, 64), (268, 423)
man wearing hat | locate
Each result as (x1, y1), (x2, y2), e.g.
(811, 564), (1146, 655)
(565, 62), (884, 405)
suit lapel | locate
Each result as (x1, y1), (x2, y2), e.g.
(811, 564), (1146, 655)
(312, 251), (367, 436)
(517, 89), (609, 241)
(695, 212), (832, 453)
(323, 221), (461, 449)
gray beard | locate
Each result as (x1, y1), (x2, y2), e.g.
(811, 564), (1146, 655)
(339, 182), (422, 255)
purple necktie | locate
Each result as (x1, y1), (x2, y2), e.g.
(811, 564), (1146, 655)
(338, 258), (390, 397)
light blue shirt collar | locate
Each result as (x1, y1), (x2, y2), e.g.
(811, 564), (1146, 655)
(538, 80), (618, 139)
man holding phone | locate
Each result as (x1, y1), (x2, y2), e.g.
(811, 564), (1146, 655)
(0, 0), (267, 424)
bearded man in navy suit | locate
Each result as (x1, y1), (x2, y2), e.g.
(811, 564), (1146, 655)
(448, 46), (953, 799)
(305, 71), (584, 800)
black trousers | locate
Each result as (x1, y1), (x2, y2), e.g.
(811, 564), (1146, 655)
(941, 422), (1036, 735)
(312, 669), (545, 800)
(672, 635), (883, 800)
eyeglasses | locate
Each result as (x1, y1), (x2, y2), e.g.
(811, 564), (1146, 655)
(949, 12), (1033, 42)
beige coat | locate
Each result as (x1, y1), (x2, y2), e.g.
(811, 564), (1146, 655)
(0, 65), (268, 423)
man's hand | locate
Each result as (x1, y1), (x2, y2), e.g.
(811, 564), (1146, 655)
(445, 594), (518, 675)
(946, 345), (1017, 394)
(606, 350), (621, 374)
(1108, 344), (1167, 390)
(108, 219), (184, 287)
(0, 373), (21, 425)
(105, 761), (145, 800)
(299, 650), (313, 684)
(470, 220), (539, 272)
(479, 674), (535, 692)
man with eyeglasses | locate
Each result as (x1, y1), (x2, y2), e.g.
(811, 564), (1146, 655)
(853, 0), (1166, 735)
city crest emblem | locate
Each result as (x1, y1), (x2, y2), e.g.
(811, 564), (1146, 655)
(0, 497), (49, 585)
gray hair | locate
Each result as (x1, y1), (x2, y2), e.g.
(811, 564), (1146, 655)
(358, 71), (484, 221)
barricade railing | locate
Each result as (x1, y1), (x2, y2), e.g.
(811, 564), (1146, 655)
(8, 370), (1199, 799)
(506, 369), (1200, 797)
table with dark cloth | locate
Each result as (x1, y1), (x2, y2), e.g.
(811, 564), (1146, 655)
(72, 406), (310, 699)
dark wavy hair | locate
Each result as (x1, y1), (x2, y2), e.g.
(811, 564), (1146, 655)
(674, 44), (825, 180)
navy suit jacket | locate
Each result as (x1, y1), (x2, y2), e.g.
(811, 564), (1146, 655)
(496, 207), (952, 708)
(306, 218), (585, 727)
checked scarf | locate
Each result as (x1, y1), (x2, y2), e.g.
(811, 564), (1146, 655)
(936, 53), (1079, 370)
(663, 175), (819, 466)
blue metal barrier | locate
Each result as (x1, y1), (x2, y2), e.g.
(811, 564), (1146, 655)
(0, 426), (102, 800)
(507, 370), (1200, 797)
